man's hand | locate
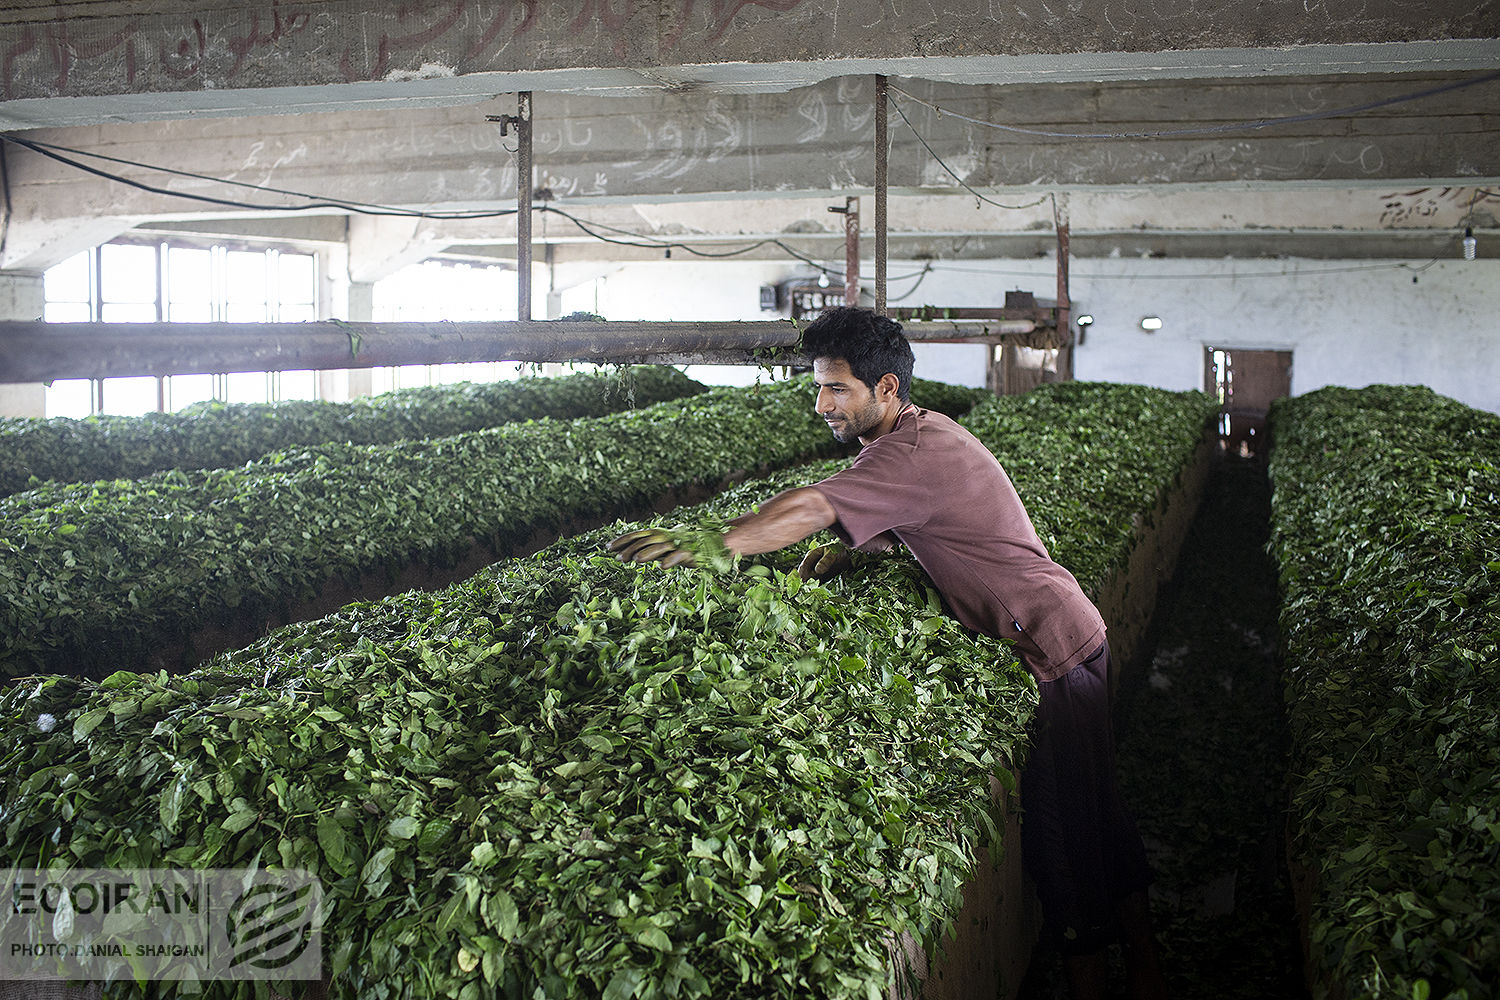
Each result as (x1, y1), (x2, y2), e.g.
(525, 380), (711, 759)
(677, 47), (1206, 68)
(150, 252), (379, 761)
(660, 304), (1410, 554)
(797, 541), (852, 581)
(607, 527), (696, 568)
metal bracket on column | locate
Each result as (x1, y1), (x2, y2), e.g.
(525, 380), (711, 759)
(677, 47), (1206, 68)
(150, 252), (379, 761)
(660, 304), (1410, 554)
(488, 94), (534, 321)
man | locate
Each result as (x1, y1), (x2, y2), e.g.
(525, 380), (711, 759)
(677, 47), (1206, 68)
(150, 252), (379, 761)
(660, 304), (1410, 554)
(610, 306), (1165, 1000)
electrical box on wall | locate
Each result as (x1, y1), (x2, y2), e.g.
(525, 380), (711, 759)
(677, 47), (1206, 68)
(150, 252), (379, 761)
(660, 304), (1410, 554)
(759, 277), (848, 317)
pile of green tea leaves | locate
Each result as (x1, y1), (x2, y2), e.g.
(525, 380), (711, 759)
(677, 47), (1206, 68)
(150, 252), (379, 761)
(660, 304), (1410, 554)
(963, 382), (1217, 590)
(4, 465), (1036, 1000)
(0, 380), (1212, 1000)
(0, 377), (988, 679)
(1269, 385), (1500, 1000)
(0, 366), (707, 498)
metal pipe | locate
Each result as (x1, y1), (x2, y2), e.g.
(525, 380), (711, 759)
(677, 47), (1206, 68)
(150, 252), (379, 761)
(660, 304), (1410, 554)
(1056, 218), (1071, 365)
(874, 75), (889, 315)
(0, 319), (1035, 381)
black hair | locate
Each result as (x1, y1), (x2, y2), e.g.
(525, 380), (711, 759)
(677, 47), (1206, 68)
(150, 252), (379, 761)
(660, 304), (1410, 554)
(798, 306), (914, 402)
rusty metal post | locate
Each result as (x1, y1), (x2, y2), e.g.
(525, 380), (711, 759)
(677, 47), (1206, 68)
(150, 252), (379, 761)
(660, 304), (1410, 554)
(1056, 216), (1072, 380)
(843, 196), (860, 307)
(874, 75), (888, 315)
(516, 92), (534, 321)
(1056, 221), (1071, 328)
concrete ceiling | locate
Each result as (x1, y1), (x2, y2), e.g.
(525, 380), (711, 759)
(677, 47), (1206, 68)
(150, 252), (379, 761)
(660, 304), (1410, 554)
(1, 1), (1497, 278)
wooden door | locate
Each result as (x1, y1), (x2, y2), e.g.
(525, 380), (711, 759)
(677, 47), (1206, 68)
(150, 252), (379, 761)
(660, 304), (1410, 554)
(1206, 348), (1292, 457)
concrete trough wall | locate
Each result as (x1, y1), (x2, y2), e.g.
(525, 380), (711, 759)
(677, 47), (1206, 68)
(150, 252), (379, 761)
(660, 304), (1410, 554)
(907, 426), (1215, 1000)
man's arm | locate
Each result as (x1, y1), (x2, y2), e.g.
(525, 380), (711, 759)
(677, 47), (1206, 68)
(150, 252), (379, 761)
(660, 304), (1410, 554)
(609, 486), (838, 568)
(722, 487), (838, 557)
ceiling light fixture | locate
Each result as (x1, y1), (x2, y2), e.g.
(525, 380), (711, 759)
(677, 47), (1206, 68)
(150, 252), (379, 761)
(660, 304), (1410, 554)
(1075, 314), (1094, 345)
(1140, 315), (1163, 333)
(1463, 227), (1478, 261)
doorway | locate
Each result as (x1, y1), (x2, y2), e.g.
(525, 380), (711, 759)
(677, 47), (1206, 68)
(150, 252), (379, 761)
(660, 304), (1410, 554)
(1206, 348), (1292, 458)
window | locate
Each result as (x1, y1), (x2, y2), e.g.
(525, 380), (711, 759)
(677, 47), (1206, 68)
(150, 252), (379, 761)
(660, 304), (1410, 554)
(371, 260), (519, 393)
(41, 240), (320, 417)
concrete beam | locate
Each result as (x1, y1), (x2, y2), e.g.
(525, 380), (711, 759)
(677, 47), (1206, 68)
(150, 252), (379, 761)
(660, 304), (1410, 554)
(457, 228), (1488, 265)
(138, 215), (349, 245)
(0, 210), (141, 271)
(162, 187), (1500, 261)
(70, 183), (1490, 269)
(0, 1), (1496, 127)
(518, 188), (1500, 243)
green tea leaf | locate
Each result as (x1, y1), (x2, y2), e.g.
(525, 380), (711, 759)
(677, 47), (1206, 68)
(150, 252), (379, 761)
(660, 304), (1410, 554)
(386, 815), (420, 840)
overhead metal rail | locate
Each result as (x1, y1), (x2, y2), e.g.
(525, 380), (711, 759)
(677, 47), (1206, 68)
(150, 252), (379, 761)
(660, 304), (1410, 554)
(0, 316), (1064, 381)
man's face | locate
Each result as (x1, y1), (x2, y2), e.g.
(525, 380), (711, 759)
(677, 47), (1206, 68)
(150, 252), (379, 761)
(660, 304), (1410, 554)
(813, 357), (884, 443)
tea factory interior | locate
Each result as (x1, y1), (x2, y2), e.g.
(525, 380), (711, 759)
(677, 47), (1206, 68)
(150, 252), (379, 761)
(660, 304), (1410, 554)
(0, 4), (1497, 1000)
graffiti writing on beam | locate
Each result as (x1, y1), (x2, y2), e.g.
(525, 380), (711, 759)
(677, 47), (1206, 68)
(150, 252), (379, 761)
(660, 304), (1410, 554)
(1378, 187), (1500, 228)
(0, 0), (812, 99)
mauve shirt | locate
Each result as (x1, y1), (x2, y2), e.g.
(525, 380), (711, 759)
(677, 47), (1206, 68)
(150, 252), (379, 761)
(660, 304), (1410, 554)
(810, 405), (1105, 682)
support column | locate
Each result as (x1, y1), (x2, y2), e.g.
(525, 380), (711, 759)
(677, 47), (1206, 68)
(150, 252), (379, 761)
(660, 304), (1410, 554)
(0, 270), (46, 417)
(344, 281), (376, 399)
(1055, 202), (1073, 382)
(318, 245), (378, 402)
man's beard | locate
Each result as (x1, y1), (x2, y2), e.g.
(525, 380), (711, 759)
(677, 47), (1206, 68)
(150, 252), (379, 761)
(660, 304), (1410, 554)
(826, 399), (882, 442)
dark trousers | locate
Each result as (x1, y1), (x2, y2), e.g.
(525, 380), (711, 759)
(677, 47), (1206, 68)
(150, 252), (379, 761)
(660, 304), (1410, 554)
(1019, 641), (1153, 955)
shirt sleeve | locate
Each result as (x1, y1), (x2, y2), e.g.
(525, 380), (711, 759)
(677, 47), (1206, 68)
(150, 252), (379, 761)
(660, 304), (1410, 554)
(809, 437), (930, 549)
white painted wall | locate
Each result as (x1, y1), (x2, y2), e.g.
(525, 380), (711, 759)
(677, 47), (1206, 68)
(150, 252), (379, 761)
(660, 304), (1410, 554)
(875, 257), (1500, 413)
(582, 256), (1500, 414)
(585, 260), (797, 321)
(1068, 258), (1500, 415)
(911, 343), (990, 389)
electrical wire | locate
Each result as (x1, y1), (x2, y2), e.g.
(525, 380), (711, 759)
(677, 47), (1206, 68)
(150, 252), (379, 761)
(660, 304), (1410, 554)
(4, 135), (390, 208)
(887, 94), (1052, 212)
(540, 205), (824, 262)
(888, 69), (1500, 141)
(0, 132), (933, 283)
(0, 133), (888, 277)
(538, 205), (928, 287)
(887, 262), (934, 302)
(0, 134), (520, 220)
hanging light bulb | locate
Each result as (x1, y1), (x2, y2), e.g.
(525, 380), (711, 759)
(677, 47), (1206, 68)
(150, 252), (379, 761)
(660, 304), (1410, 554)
(1462, 227), (1478, 261)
